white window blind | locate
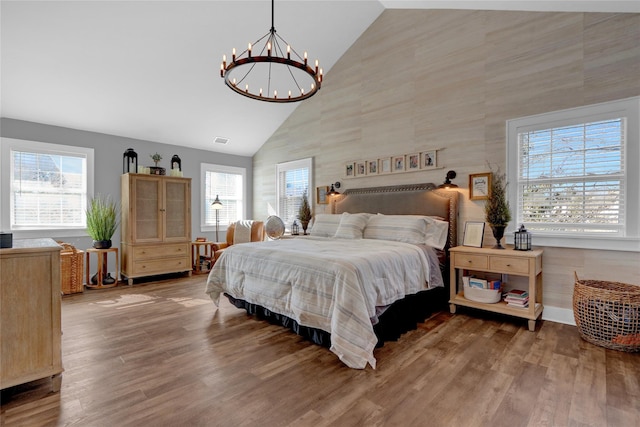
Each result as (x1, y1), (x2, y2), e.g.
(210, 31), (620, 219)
(8, 144), (89, 230)
(507, 97), (639, 251)
(202, 165), (244, 227)
(518, 119), (625, 235)
(276, 158), (312, 229)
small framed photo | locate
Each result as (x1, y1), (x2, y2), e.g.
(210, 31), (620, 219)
(421, 150), (437, 169)
(345, 163), (355, 178)
(316, 186), (329, 204)
(407, 153), (420, 171)
(367, 159), (378, 175)
(355, 161), (367, 177)
(392, 155), (405, 172)
(378, 157), (391, 174)
(463, 221), (485, 247)
(469, 172), (492, 200)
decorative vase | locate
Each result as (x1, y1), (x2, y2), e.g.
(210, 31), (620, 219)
(301, 221), (309, 235)
(93, 239), (112, 249)
(490, 225), (506, 249)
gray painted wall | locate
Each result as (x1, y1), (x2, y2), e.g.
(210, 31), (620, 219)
(1, 117), (252, 254)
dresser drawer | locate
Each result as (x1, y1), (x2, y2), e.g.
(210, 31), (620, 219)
(131, 256), (190, 275)
(489, 256), (529, 275)
(454, 253), (488, 269)
(132, 243), (189, 260)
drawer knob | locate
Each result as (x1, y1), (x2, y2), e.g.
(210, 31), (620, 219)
(506, 264), (511, 267)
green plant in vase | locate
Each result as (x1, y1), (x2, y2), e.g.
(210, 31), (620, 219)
(484, 165), (511, 249)
(86, 194), (120, 249)
(298, 192), (312, 235)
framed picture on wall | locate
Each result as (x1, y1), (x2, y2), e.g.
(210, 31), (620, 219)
(392, 155), (405, 172)
(355, 161), (367, 176)
(367, 159), (378, 175)
(407, 153), (420, 171)
(379, 157), (391, 174)
(421, 150), (437, 169)
(469, 172), (492, 200)
(316, 186), (329, 204)
(345, 162), (355, 178)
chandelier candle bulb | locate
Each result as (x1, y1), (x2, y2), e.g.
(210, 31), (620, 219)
(223, 54), (226, 68)
(232, 48), (236, 61)
(274, 90), (277, 99)
(315, 59), (318, 74)
(288, 90), (292, 99)
(304, 51), (307, 65)
(245, 84), (249, 93)
(248, 43), (252, 57)
(287, 45), (290, 59)
(267, 41), (271, 56)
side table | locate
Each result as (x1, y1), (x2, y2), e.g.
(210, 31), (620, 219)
(85, 247), (119, 289)
(191, 241), (214, 274)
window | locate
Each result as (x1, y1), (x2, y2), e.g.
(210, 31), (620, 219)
(0, 138), (94, 238)
(201, 163), (246, 231)
(507, 97), (639, 251)
(276, 158), (313, 230)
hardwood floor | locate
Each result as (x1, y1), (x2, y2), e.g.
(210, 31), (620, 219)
(1, 275), (638, 426)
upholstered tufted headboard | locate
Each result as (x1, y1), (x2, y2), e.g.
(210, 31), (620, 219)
(330, 183), (458, 250)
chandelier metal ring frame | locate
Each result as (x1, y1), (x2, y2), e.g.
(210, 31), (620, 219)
(220, 0), (322, 103)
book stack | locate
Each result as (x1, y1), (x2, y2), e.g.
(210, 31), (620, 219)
(505, 289), (529, 308)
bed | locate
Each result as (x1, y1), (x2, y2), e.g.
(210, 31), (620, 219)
(206, 183), (458, 369)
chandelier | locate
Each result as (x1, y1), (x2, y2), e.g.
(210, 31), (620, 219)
(220, 0), (322, 103)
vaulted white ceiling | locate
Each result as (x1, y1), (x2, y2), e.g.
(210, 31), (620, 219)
(2, 1), (637, 156)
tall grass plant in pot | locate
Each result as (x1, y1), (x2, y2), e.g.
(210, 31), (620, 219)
(86, 194), (120, 249)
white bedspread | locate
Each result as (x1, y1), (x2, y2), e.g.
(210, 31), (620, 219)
(205, 237), (443, 369)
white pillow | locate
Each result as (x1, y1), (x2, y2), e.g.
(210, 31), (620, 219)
(364, 214), (426, 245)
(424, 216), (449, 250)
(309, 214), (341, 237)
(333, 213), (370, 239)
(364, 214), (449, 249)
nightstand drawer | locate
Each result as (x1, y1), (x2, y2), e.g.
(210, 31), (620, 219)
(489, 256), (529, 275)
(454, 254), (488, 269)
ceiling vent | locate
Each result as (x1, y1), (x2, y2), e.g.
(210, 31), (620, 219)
(213, 136), (229, 145)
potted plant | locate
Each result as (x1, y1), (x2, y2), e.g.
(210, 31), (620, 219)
(298, 192), (312, 235)
(484, 165), (511, 249)
(86, 194), (119, 249)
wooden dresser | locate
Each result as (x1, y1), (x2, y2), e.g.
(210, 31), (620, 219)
(121, 173), (192, 285)
(0, 238), (63, 391)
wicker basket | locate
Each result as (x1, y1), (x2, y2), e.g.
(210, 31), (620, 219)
(59, 242), (84, 295)
(573, 273), (640, 352)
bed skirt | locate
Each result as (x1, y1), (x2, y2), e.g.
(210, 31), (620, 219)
(225, 286), (448, 348)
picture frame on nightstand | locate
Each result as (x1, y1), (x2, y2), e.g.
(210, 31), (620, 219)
(463, 221), (485, 247)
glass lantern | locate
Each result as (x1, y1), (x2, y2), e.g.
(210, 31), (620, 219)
(123, 148), (138, 174)
(171, 154), (182, 171)
(291, 221), (300, 236)
(514, 224), (532, 251)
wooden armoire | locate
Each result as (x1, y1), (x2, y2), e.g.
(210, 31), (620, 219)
(120, 173), (192, 285)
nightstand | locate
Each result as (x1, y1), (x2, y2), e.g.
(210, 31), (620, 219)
(449, 245), (544, 331)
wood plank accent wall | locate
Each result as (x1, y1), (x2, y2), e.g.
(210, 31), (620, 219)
(252, 10), (640, 311)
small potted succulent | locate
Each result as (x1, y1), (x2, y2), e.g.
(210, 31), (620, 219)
(86, 194), (119, 249)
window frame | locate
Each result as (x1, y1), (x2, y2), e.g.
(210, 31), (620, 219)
(200, 162), (247, 233)
(506, 97), (640, 252)
(276, 157), (313, 231)
(0, 137), (95, 239)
